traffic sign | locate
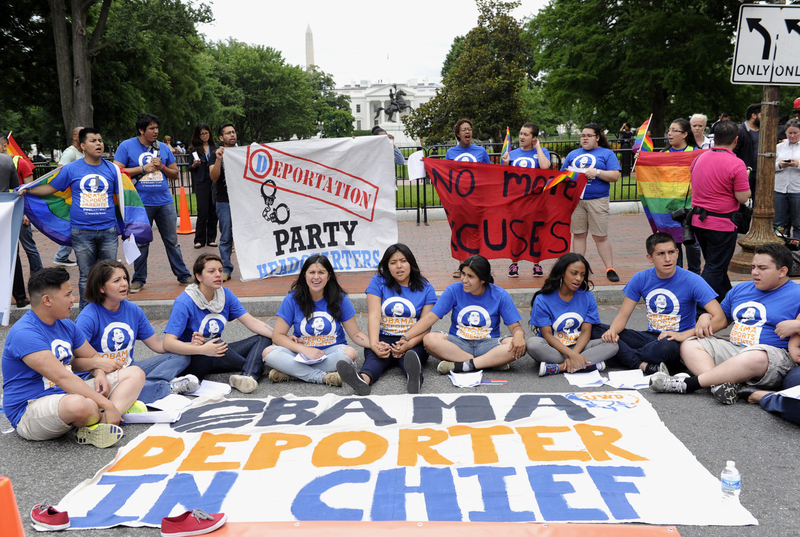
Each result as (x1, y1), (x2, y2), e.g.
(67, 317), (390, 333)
(731, 4), (800, 85)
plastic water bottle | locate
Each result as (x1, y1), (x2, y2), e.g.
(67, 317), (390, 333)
(720, 460), (741, 503)
(0, 394), (14, 434)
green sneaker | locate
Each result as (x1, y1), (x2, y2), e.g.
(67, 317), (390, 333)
(76, 423), (124, 448)
(126, 400), (147, 414)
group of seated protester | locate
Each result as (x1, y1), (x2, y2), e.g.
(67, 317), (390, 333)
(3, 234), (800, 448)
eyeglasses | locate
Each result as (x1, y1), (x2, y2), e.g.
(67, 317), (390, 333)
(580, 134), (597, 139)
(460, 127), (473, 132)
(669, 129), (685, 134)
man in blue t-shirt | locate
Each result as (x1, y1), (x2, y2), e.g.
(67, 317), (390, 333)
(25, 128), (120, 309)
(651, 243), (800, 404)
(1, 268), (144, 447)
(113, 113), (192, 293)
(602, 233), (725, 373)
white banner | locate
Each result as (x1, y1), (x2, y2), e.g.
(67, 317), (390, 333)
(0, 193), (24, 325)
(59, 393), (757, 529)
(223, 137), (398, 280)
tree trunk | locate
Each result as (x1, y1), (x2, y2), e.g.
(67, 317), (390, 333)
(71, 0), (94, 129)
(49, 0), (73, 146)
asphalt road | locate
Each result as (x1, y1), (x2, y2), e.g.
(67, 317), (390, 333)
(1, 306), (797, 536)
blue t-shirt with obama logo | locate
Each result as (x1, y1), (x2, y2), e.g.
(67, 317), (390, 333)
(721, 280), (800, 348)
(562, 146), (621, 200)
(48, 159), (119, 230)
(114, 138), (176, 206)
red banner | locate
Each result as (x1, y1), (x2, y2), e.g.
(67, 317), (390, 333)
(424, 158), (586, 262)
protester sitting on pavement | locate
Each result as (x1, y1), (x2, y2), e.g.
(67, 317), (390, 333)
(773, 118), (800, 239)
(602, 233), (724, 374)
(446, 118), (490, 278)
(401, 254), (526, 375)
(650, 243), (800, 404)
(263, 254), (369, 386)
(76, 260), (199, 403)
(526, 253), (618, 376)
(163, 253), (273, 394)
(339, 244), (437, 396)
(23, 128), (119, 310)
(502, 122), (551, 279)
(1, 267), (144, 447)
(562, 123), (622, 282)
(736, 365), (800, 424)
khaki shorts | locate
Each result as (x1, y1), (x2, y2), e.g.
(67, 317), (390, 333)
(16, 371), (121, 441)
(695, 337), (794, 389)
(571, 197), (610, 236)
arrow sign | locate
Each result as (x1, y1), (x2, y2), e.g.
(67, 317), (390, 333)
(787, 19), (800, 36)
(747, 18), (772, 60)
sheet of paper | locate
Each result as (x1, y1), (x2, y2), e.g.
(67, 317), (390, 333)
(448, 370), (483, 388)
(122, 234), (140, 264)
(778, 384), (800, 399)
(122, 410), (182, 424)
(606, 369), (650, 390)
(406, 150), (426, 180)
(294, 353), (326, 365)
(564, 369), (607, 387)
(186, 379), (231, 397)
(147, 393), (193, 412)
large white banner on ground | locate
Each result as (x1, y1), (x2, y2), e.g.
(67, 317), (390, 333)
(59, 392), (757, 529)
(0, 193), (24, 325)
(223, 137), (398, 281)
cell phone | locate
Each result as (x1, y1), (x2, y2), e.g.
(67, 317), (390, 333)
(784, 159), (793, 163)
(192, 151), (200, 162)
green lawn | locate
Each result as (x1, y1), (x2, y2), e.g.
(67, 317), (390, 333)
(396, 184), (440, 208)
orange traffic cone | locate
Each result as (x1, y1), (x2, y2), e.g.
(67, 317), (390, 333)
(0, 476), (25, 537)
(177, 186), (195, 235)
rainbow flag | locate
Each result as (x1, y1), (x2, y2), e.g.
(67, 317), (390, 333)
(20, 163), (153, 246)
(636, 151), (706, 243)
(632, 116), (654, 154)
(5, 132), (34, 167)
(544, 170), (578, 191)
(501, 126), (512, 159)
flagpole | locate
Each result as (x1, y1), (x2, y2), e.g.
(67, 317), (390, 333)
(630, 114), (653, 174)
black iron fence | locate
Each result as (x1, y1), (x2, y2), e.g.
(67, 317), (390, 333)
(32, 137), (668, 222)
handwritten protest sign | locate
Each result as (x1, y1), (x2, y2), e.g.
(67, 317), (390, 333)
(423, 159), (586, 262)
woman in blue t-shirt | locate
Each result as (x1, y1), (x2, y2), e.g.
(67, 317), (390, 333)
(76, 260), (198, 403)
(337, 244), (437, 396)
(526, 253), (617, 376)
(163, 253), (274, 394)
(263, 254), (370, 386)
(501, 122), (552, 279)
(398, 255), (526, 374)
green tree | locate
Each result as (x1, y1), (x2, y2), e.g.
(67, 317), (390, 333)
(404, 0), (528, 144)
(527, 0), (750, 136)
(441, 35), (466, 79)
(307, 67), (354, 138)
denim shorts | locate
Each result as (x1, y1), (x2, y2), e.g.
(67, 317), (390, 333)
(445, 333), (504, 358)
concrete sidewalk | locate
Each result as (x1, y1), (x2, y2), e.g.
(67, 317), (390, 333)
(9, 209), (753, 322)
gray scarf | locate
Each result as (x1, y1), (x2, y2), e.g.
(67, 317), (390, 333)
(184, 283), (225, 314)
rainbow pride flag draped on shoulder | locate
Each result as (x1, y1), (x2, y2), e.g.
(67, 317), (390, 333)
(636, 150), (706, 243)
(20, 164), (153, 246)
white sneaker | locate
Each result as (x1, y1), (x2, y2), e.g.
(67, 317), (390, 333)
(229, 374), (258, 394)
(170, 374), (200, 395)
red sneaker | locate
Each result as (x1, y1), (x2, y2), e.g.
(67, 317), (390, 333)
(30, 502), (70, 531)
(161, 509), (227, 536)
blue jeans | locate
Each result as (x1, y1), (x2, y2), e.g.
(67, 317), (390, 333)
(216, 201), (233, 276)
(19, 224), (43, 274)
(773, 191), (800, 239)
(759, 366), (800, 424)
(676, 241), (702, 274)
(134, 203), (191, 284)
(264, 344), (352, 383)
(72, 226), (118, 309)
(361, 334), (429, 383)
(54, 245), (73, 263)
(592, 324), (681, 369)
(182, 335), (270, 381)
(135, 353), (191, 403)
(446, 334), (503, 357)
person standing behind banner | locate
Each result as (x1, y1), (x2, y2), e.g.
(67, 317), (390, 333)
(690, 114), (712, 149)
(690, 120), (751, 302)
(209, 123), (237, 282)
(163, 253), (274, 394)
(188, 124), (218, 250)
(0, 147), (29, 307)
(24, 128), (119, 310)
(446, 119), (491, 278)
(113, 113), (193, 293)
(53, 125), (84, 267)
(774, 118), (800, 238)
(526, 253), (617, 375)
(263, 254), (370, 387)
(400, 254), (526, 375)
(562, 123), (622, 282)
(662, 118), (702, 275)
(502, 122), (551, 279)
(338, 243), (437, 396)
(76, 260), (199, 403)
